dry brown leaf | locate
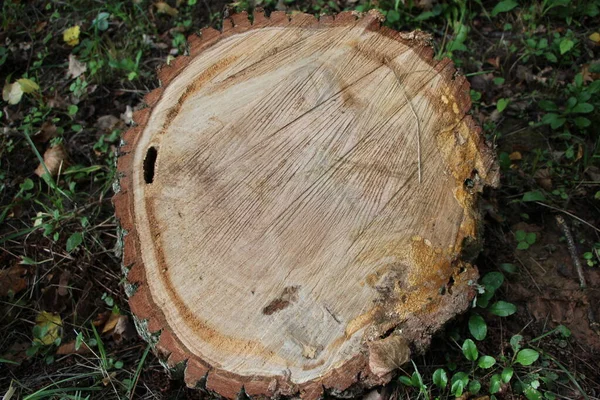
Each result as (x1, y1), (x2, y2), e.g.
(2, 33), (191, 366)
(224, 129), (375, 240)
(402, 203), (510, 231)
(486, 56), (500, 69)
(34, 121), (58, 143)
(534, 168), (552, 191)
(96, 115), (123, 132)
(67, 54), (87, 79)
(34, 144), (68, 178)
(56, 340), (92, 355)
(368, 335), (411, 377)
(0, 264), (28, 297)
(112, 315), (135, 344)
(93, 311), (111, 327)
(102, 311), (121, 334)
(509, 151), (522, 161)
(154, 2), (179, 16)
(57, 270), (70, 297)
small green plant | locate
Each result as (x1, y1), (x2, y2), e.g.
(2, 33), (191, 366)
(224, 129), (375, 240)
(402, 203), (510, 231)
(583, 243), (600, 267)
(515, 230), (537, 250)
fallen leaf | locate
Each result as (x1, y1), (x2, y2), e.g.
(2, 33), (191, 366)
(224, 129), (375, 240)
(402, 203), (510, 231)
(93, 311), (111, 327)
(589, 32), (600, 44)
(509, 151), (522, 161)
(56, 340), (92, 355)
(486, 57), (500, 69)
(57, 270), (70, 297)
(121, 105), (133, 125)
(17, 78), (39, 93)
(34, 144), (68, 178)
(35, 21), (48, 33)
(63, 26), (81, 46)
(66, 55), (87, 79)
(155, 2), (179, 16)
(112, 315), (135, 344)
(534, 168), (552, 190)
(0, 264), (28, 297)
(2, 81), (24, 105)
(34, 121), (58, 143)
(102, 311), (121, 334)
(34, 311), (62, 345)
(96, 115), (123, 132)
(368, 335), (411, 377)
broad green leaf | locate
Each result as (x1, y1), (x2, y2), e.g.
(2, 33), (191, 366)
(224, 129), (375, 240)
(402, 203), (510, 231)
(469, 314), (487, 340)
(66, 232), (83, 252)
(510, 335), (523, 352)
(489, 374), (502, 394)
(525, 232), (537, 245)
(482, 272), (504, 291)
(20, 178), (34, 191)
(574, 116), (591, 128)
(451, 380), (465, 397)
(478, 355), (496, 369)
(542, 112), (559, 125)
(551, 117), (566, 129)
(17, 78), (39, 93)
(491, 0), (518, 16)
(515, 230), (527, 241)
(559, 38), (574, 55)
(468, 380), (481, 394)
(432, 368), (448, 389)
(386, 10), (400, 23)
(489, 301), (517, 317)
(524, 386), (543, 400)
(572, 103), (594, 114)
(462, 339), (478, 361)
(538, 100), (557, 111)
(556, 325), (571, 337)
(497, 98), (509, 112)
(522, 190), (546, 202)
(34, 311), (62, 345)
(500, 263), (517, 274)
(502, 367), (514, 383)
(517, 241), (530, 250)
(516, 349), (540, 366)
(451, 372), (469, 396)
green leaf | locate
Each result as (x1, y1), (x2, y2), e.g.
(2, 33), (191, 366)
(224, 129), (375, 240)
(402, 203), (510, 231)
(559, 38), (575, 55)
(525, 232), (537, 245)
(524, 386), (543, 400)
(75, 332), (83, 351)
(399, 375), (413, 386)
(66, 232), (83, 252)
(515, 230), (527, 241)
(17, 78), (40, 93)
(497, 98), (509, 112)
(469, 314), (488, 340)
(478, 355), (496, 369)
(545, 52), (558, 63)
(572, 103), (594, 114)
(522, 190), (546, 202)
(516, 349), (540, 366)
(574, 117), (591, 128)
(386, 9), (400, 23)
(502, 367), (514, 383)
(432, 368), (448, 389)
(542, 112), (559, 125)
(482, 272), (504, 291)
(451, 380), (465, 397)
(491, 0), (518, 16)
(20, 178), (34, 191)
(489, 374), (502, 394)
(551, 117), (566, 129)
(451, 372), (469, 396)
(556, 325), (571, 337)
(468, 379), (481, 394)
(517, 241), (530, 250)
(489, 301), (517, 317)
(510, 335), (523, 352)
(68, 104), (78, 115)
(538, 100), (557, 111)
(462, 339), (478, 361)
(500, 263), (517, 274)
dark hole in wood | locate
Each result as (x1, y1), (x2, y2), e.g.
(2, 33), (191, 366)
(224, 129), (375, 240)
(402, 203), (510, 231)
(144, 146), (158, 184)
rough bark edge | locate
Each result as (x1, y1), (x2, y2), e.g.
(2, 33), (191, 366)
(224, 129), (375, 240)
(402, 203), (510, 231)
(112, 9), (498, 400)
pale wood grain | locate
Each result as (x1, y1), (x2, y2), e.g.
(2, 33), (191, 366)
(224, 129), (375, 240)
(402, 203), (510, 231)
(115, 10), (498, 398)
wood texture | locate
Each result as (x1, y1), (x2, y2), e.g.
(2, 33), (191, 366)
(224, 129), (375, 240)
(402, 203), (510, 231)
(114, 9), (499, 399)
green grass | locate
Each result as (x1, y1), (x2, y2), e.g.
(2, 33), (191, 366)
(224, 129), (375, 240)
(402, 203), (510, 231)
(1, 0), (599, 398)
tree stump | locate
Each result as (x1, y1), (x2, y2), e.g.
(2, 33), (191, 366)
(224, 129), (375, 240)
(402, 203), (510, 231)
(113, 10), (499, 399)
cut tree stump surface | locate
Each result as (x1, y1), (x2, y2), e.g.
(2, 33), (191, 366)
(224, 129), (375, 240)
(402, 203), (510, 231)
(114, 10), (499, 399)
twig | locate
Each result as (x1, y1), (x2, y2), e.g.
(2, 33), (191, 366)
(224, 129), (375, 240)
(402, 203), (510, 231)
(536, 201), (600, 233)
(555, 215), (586, 289)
